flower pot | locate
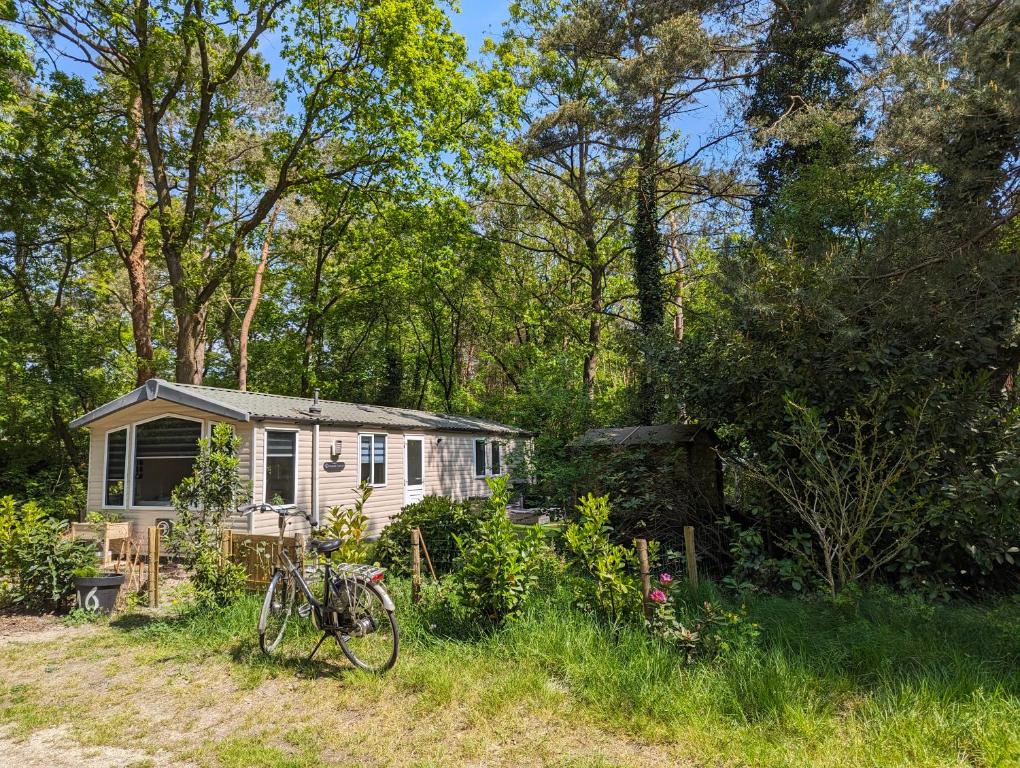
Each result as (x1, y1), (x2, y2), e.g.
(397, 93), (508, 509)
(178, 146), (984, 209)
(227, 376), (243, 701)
(74, 574), (125, 615)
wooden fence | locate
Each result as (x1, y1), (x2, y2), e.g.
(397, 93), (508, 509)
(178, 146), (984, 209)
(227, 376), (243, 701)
(221, 531), (304, 591)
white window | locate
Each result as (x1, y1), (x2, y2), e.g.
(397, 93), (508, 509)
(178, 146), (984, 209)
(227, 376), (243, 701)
(265, 430), (297, 504)
(104, 428), (128, 507)
(474, 438), (487, 477)
(490, 441), (502, 476)
(132, 416), (202, 506)
(360, 433), (387, 486)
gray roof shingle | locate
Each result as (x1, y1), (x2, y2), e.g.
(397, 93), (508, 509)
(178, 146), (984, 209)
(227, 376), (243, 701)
(70, 379), (528, 435)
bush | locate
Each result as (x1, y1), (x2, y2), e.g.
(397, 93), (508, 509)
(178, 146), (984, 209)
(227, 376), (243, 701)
(376, 494), (486, 577)
(191, 549), (247, 609)
(169, 423), (250, 607)
(647, 572), (760, 662)
(451, 477), (546, 624)
(317, 483), (372, 563)
(0, 496), (96, 611)
(561, 493), (642, 623)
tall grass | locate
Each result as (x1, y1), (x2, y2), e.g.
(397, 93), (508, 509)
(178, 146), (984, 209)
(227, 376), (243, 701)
(110, 582), (1020, 767)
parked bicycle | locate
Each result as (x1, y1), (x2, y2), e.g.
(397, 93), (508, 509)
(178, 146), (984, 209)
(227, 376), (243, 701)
(237, 502), (399, 673)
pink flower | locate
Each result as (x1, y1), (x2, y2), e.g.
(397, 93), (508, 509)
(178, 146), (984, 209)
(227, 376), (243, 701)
(658, 573), (673, 585)
(648, 589), (668, 604)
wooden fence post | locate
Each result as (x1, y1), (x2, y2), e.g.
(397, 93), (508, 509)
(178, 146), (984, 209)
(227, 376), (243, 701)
(295, 532), (305, 573)
(411, 527), (422, 604)
(636, 538), (651, 619)
(684, 525), (698, 591)
(220, 528), (232, 564)
(147, 526), (160, 608)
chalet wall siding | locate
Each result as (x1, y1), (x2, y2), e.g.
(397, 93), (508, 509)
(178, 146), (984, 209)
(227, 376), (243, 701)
(83, 397), (527, 539)
(84, 401), (252, 535)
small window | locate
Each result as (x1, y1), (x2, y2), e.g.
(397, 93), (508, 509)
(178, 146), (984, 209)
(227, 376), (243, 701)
(360, 434), (387, 486)
(474, 438), (486, 477)
(133, 417), (202, 506)
(265, 430), (297, 504)
(490, 442), (501, 476)
(104, 428), (128, 507)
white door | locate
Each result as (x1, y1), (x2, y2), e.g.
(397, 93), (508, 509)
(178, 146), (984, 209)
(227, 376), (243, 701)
(404, 436), (425, 505)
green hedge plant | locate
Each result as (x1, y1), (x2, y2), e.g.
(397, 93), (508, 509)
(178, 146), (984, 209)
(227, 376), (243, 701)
(562, 493), (642, 623)
(376, 494), (487, 577)
(0, 496), (96, 611)
(452, 477), (545, 624)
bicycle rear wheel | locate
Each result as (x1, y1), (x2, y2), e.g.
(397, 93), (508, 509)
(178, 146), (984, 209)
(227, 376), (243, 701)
(259, 570), (295, 654)
(332, 580), (399, 673)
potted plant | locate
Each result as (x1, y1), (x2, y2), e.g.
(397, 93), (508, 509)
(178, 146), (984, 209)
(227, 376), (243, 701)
(72, 564), (125, 616)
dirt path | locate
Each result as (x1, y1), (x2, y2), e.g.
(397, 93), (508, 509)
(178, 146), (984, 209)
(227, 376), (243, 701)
(0, 725), (167, 768)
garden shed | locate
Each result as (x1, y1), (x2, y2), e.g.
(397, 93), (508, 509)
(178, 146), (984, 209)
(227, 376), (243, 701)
(570, 424), (724, 546)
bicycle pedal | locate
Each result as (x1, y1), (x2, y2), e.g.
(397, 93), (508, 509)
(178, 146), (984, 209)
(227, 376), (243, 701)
(297, 604), (312, 619)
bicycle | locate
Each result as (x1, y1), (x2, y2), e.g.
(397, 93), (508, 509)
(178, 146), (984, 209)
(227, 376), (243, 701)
(237, 502), (399, 673)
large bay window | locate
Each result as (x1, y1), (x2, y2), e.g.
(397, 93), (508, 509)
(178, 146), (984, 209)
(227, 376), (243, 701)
(265, 430), (297, 504)
(104, 428), (128, 507)
(360, 434), (387, 486)
(132, 417), (202, 506)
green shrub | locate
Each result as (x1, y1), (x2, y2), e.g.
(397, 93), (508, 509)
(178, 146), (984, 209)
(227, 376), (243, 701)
(169, 423), (250, 607)
(191, 548), (247, 609)
(647, 572), (760, 662)
(317, 483), (372, 563)
(0, 496), (96, 611)
(452, 477), (546, 624)
(561, 493), (642, 623)
(376, 494), (486, 577)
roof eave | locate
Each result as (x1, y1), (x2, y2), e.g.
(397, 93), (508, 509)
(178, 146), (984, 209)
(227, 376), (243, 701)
(69, 379), (251, 428)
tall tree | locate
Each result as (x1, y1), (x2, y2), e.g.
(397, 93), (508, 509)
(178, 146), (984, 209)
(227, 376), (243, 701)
(21, 0), (506, 383)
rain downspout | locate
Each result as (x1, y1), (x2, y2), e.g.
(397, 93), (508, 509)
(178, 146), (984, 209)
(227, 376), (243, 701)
(310, 389), (321, 528)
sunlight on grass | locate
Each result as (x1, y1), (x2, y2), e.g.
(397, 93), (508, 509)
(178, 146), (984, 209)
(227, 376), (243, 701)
(2, 585), (1017, 767)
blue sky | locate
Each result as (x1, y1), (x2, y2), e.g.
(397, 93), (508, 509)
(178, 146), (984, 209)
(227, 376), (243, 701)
(449, 2), (512, 55)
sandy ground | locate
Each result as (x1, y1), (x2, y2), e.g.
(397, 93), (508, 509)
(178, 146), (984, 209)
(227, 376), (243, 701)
(0, 724), (163, 768)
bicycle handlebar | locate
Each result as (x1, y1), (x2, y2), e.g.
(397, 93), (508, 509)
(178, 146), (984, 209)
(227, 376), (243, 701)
(237, 502), (307, 519)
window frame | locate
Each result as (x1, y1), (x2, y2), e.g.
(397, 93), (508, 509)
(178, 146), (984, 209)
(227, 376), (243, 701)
(490, 441), (502, 476)
(404, 434), (425, 488)
(262, 427), (300, 505)
(102, 426), (129, 509)
(474, 438), (487, 478)
(358, 432), (388, 488)
(129, 412), (207, 510)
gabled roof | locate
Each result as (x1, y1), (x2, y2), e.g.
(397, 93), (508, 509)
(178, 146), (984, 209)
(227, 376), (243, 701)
(69, 379), (529, 435)
(572, 424), (716, 448)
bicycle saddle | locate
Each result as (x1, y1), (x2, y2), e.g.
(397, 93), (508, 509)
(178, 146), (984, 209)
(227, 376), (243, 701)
(310, 538), (342, 554)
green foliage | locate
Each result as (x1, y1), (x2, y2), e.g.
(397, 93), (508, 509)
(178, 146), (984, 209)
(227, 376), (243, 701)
(745, 397), (942, 598)
(0, 496), (95, 611)
(561, 494), (642, 623)
(170, 423), (249, 569)
(168, 423), (249, 606)
(451, 477), (546, 624)
(191, 549), (248, 609)
(317, 483), (373, 564)
(646, 573), (760, 662)
(375, 494), (487, 576)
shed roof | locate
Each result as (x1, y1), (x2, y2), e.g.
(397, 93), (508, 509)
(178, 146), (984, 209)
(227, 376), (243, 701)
(69, 379), (528, 435)
(572, 424), (715, 448)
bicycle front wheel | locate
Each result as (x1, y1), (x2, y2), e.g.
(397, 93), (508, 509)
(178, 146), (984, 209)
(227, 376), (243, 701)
(258, 570), (294, 654)
(333, 580), (399, 673)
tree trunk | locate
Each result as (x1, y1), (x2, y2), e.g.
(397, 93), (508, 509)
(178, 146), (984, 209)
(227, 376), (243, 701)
(238, 207), (278, 391)
(110, 95), (155, 386)
(667, 213), (685, 342)
(583, 253), (603, 400)
(633, 129), (664, 334)
(174, 304), (209, 384)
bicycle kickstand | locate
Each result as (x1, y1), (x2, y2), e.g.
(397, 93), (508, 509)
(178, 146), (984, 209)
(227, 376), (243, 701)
(308, 632), (329, 661)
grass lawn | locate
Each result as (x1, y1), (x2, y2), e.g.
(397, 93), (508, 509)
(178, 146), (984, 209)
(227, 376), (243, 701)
(0, 582), (1017, 768)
